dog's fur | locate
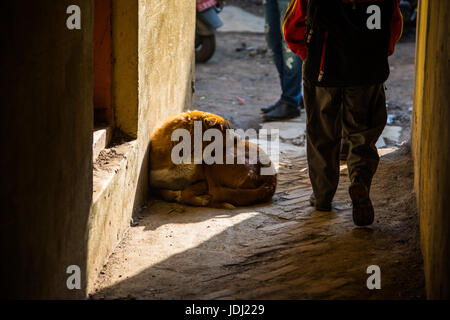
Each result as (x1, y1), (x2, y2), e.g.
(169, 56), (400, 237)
(149, 111), (277, 208)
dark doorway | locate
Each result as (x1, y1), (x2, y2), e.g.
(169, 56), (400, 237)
(94, 0), (113, 127)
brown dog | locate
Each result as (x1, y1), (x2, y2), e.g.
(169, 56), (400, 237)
(149, 110), (277, 208)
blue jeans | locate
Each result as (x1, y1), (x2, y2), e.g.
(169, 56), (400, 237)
(264, 0), (303, 107)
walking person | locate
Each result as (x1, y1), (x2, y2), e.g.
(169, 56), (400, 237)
(262, 0), (304, 121)
(283, 0), (403, 226)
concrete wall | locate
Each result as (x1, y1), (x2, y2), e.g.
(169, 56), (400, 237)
(0, 1), (93, 299)
(413, 0), (450, 299)
(86, 0), (195, 294)
(0, 0), (195, 298)
(112, 0), (139, 138)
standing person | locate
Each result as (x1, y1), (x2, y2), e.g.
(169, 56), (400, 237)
(261, 0), (303, 121)
(283, 0), (403, 226)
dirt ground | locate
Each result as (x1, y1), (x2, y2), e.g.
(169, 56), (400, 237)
(91, 7), (424, 300)
(227, 0), (265, 17)
(92, 143), (424, 300)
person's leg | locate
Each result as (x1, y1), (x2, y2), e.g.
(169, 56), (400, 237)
(340, 102), (350, 160)
(262, 0), (302, 119)
(303, 79), (342, 210)
(264, 0), (284, 86)
(277, 0), (303, 107)
(343, 84), (387, 189)
(342, 84), (387, 226)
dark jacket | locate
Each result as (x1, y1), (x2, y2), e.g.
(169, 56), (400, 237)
(283, 0), (403, 87)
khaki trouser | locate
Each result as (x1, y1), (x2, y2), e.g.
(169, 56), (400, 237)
(303, 80), (387, 206)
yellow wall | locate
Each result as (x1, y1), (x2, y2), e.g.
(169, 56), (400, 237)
(413, 0), (450, 299)
(112, 0), (139, 138)
(86, 0), (195, 294)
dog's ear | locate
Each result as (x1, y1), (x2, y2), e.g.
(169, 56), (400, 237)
(203, 117), (218, 128)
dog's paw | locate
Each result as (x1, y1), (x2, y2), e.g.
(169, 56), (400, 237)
(173, 190), (182, 202)
(210, 202), (236, 209)
(221, 202), (236, 210)
(194, 195), (211, 206)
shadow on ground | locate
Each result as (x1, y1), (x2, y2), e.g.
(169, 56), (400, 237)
(92, 147), (424, 300)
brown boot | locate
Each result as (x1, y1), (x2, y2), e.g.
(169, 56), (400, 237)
(349, 178), (374, 226)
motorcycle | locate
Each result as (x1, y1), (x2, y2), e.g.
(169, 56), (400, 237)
(196, 0), (224, 63)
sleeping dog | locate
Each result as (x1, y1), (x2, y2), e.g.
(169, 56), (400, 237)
(149, 110), (277, 208)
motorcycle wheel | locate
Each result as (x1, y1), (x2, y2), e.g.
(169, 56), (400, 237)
(195, 34), (216, 63)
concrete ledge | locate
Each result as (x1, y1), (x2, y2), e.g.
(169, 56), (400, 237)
(88, 140), (140, 294)
(93, 127), (113, 162)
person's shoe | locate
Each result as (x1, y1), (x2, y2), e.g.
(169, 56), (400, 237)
(349, 178), (374, 226)
(309, 193), (332, 212)
(261, 100), (281, 114)
(263, 102), (300, 121)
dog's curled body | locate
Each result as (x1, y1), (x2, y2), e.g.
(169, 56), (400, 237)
(149, 110), (277, 208)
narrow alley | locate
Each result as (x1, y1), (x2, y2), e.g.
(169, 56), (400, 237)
(92, 5), (424, 300)
(4, 0), (449, 302)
